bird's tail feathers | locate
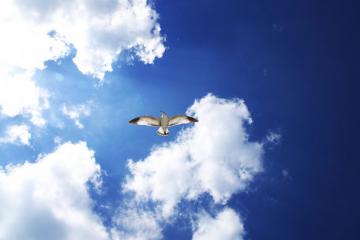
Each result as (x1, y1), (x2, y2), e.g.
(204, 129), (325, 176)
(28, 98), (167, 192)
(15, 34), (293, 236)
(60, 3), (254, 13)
(157, 127), (169, 136)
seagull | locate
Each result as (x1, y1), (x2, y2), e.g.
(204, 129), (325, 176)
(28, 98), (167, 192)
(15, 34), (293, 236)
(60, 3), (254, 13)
(129, 111), (198, 136)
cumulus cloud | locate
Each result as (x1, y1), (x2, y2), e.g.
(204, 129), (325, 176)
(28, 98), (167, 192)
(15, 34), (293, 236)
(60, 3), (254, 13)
(124, 93), (264, 218)
(0, 142), (109, 239)
(0, 94), (267, 240)
(0, 0), (165, 80)
(0, 0), (165, 124)
(192, 208), (244, 240)
(0, 124), (31, 145)
(62, 103), (91, 129)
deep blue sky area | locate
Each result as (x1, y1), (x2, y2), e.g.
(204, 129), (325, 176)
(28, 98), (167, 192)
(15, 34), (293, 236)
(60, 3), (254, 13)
(114, 0), (359, 239)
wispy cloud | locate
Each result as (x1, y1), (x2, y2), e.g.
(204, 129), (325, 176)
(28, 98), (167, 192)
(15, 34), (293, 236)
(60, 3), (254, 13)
(62, 103), (92, 129)
(0, 124), (31, 145)
(265, 131), (281, 145)
(111, 203), (162, 240)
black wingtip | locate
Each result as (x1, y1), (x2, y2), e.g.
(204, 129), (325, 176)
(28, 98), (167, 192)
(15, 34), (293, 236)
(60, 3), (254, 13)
(187, 116), (198, 123)
(129, 117), (140, 124)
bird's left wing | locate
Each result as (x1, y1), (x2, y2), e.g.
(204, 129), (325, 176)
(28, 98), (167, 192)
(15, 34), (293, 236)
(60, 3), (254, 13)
(169, 115), (198, 126)
(129, 116), (160, 127)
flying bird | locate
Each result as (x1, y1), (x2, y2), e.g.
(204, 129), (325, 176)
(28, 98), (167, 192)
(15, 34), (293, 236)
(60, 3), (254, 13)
(129, 111), (198, 136)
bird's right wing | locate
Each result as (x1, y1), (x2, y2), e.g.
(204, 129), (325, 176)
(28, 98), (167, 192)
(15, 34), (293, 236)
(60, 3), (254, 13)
(129, 116), (160, 127)
(169, 115), (198, 126)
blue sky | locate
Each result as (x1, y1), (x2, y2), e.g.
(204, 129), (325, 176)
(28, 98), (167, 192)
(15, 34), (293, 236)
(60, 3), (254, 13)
(0, 0), (358, 239)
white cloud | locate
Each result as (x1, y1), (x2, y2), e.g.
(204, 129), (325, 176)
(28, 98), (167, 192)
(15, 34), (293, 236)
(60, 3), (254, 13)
(0, 0), (165, 80)
(62, 103), (91, 129)
(0, 124), (31, 145)
(124, 94), (263, 218)
(0, 0), (165, 125)
(0, 142), (109, 240)
(54, 136), (63, 145)
(0, 72), (49, 127)
(111, 205), (163, 240)
(192, 208), (244, 240)
(0, 94), (266, 240)
(265, 131), (281, 145)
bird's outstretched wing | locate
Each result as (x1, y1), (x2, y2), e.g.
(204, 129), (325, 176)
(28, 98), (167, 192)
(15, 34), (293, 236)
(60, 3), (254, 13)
(169, 115), (198, 126)
(129, 116), (160, 127)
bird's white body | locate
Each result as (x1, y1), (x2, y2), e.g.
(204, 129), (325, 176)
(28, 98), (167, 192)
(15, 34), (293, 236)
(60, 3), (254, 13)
(158, 112), (170, 136)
